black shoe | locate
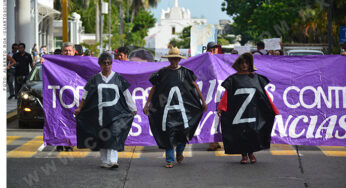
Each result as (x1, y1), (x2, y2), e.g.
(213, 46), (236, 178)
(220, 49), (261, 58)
(56, 146), (64, 152)
(64, 146), (73, 151)
(8, 95), (14, 100)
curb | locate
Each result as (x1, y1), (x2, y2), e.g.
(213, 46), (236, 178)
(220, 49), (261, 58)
(7, 110), (17, 122)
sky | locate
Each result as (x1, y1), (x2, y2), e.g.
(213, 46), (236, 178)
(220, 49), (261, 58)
(149, 0), (232, 25)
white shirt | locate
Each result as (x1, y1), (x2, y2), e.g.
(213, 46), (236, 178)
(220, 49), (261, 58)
(81, 71), (137, 112)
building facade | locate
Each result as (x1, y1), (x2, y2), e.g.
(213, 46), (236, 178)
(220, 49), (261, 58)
(145, 0), (207, 49)
(7, 0), (82, 55)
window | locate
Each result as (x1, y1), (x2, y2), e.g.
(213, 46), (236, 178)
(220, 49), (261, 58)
(172, 27), (176, 34)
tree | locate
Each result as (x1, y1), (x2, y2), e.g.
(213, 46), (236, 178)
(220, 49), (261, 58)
(221, 0), (307, 44)
(129, 0), (160, 23)
(169, 26), (192, 48)
(221, 0), (346, 49)
(54, 0), (157, 51)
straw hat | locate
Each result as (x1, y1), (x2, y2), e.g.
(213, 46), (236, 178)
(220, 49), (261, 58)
(162, 47), (186, 59)
(232, 53), (257, 72)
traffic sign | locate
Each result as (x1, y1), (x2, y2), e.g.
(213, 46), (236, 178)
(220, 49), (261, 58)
(340, 26), (346, 43)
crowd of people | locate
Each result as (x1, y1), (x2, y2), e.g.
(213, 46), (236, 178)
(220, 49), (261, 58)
(70, 43), (278, 169)
(7, 40), (345, 170)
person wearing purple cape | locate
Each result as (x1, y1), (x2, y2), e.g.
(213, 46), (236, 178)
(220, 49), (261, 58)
(217, 53), (279, 164)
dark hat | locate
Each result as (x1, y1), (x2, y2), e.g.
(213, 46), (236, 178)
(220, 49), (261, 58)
(207, 42), (218, 51)
(232, 53), (257, 72)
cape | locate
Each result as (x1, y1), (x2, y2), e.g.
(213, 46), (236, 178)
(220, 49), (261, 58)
(220, 73), (276, 154)
(76, 72), (134, 151)
(148, 66), (203, 149)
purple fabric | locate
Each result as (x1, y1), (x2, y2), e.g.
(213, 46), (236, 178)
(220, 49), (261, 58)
(42, 54), (346, 146)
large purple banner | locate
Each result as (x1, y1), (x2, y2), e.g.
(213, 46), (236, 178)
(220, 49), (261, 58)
(42, 53), (346, 146)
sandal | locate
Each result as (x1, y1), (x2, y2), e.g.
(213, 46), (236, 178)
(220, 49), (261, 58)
(249, 154), (256, 163)
(240, 156), (249, 164)
(165, 162), (174, 168)
(176, 154), (184, 164)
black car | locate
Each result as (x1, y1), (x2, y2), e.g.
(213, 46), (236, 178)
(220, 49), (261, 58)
(17, 63), (44, 127)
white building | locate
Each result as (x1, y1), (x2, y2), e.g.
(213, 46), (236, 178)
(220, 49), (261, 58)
(145, 0), (207, 49)
(7, 0), (82, 54)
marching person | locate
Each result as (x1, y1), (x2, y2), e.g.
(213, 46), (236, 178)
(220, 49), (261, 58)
(205, 41), (222, 151)
(55, 42), (76, 152)
(143, 47), (207, 168)
(74, 52), (137, 169)
(217, 53), (279, 164)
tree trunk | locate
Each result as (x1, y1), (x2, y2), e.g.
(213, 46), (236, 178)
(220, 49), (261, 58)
(130, 7), (135, 23)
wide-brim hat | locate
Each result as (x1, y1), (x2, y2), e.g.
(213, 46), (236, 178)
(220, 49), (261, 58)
(162, 47), (186, 59)
(232, 52), (257, 72)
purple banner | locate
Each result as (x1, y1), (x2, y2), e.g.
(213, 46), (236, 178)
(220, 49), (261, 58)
(42, 54), (346, 146)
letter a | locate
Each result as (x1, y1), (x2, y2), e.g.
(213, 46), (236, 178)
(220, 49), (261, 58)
(162, 86), (189, 131)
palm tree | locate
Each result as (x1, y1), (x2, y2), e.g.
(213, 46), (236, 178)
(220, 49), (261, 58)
(129, 0), (160, 23)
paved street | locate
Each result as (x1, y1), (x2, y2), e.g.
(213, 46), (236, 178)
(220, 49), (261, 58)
(7, 119), (346, 188)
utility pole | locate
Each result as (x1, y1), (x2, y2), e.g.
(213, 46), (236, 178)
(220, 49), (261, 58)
(119, 4), (123, 46)
(62, 0), (68, 42)
(95, 1), (100, 43)
(100, 0), (103, 53)
(327, 0), (334, 54)
(108, 0), (111, 50)
(100, 1), (108, 53)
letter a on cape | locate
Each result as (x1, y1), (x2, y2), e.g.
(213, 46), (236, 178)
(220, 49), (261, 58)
(148, 67), (204, 149)
(220, 73), (278, 154)
(76, 73), (134, 151)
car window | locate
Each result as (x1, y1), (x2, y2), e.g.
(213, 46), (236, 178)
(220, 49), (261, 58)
(29, 65), (42, 81)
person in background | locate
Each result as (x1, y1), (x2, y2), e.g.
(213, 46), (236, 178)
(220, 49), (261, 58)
(252, 41), (269, 55)
(274, 50), (284, 56)
(54, 49), (62, 55)
(117, 47), (130, 61)
(32, 44), (39, 63)
(61, 42), (76, 56)
(340, 43), (346, 56)
(231, 49), (239, 54)
(40, 46), (47, 56)
(206, 42), (219, 55)
(129, 49), (154, 62)
(55, 42), (75, 152)
(268, 50), (275, 55)
(7, 43), (18, 100)
(206, 41), (222, 151)
(13, 43), (33, 98)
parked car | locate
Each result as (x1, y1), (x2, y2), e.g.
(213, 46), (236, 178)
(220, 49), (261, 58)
(287, 50), (324, 56)
(17, 63), (44, 128)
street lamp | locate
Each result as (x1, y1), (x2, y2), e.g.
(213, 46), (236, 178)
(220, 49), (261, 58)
(100, 1), (108, 53)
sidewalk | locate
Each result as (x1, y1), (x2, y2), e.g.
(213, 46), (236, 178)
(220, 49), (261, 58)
(7, 91), (17, 121)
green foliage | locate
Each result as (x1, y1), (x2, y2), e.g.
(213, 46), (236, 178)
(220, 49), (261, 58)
(217, 35), (236, 45)
(221, 0), (306, 44)
(125, 9), (156, 46)
(221, 0), (346, 46)
(54, 0), (157, 52)
(169, 26), (192, 48)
